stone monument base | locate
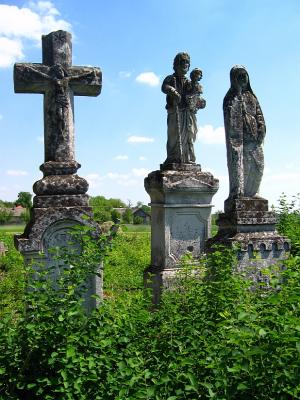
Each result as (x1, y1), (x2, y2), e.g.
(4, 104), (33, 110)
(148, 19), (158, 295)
(144, 164), (219, 303)
(206, 197), (290, 284)
(15, 194), (102, 312)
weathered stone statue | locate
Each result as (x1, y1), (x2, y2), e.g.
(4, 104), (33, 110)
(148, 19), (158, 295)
(206, 65), (290, 282)
(145, 53), (218, 304)
(161, 53), (206, 165)
(223, 65), (266, 199)
(14, 30), (102, 311)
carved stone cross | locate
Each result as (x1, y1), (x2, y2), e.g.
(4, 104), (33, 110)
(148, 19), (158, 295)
(14, 30), (101, 173)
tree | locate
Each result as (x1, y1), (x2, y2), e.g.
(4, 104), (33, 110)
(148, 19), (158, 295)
(15, 192), (32, 209)
(133, 216), (143, 225)
(0, 208), (12, 225)
(111, 209), (121, 223)
(122, 208), (133, 224)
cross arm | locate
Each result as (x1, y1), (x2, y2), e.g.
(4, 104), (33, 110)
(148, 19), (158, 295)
(14, 63), (51, 94)
(68, 66), (102, 97)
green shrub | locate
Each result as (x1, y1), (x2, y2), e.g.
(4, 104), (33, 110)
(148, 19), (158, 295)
(0, 208), (12, 225)
(0, 218), (300, 399)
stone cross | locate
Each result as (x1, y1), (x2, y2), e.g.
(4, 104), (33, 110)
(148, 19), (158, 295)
(14, 30), (101, 170)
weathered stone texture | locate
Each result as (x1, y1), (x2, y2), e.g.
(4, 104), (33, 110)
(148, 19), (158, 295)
(13, 30), (102, 310)
(145, 164), (219, 303)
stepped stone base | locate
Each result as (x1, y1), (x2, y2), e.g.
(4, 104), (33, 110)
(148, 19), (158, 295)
(207, 197), (290, 283)
(15, 170), (103, 312)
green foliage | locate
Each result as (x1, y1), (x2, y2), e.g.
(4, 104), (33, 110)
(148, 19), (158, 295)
(0, 200), (14, 208)
(15, 192), (32, 209)
(122, 208), (133, 224)
(21, 209), (31, 224)
(110, 209), (121, 223)
(90, 196), (126, 224)
(104, 232), (150, 293)
(0, 233), (25, 317)
(133, 215), (143, 225)
(93, 208), (111, 224)
(0, 208), (12, 225)
(275, 193), (300, 255)
(0, 212), (300, 399)
(89, 196), (126, 209)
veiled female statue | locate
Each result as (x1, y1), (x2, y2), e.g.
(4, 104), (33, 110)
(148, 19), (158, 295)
(223, 65), (266, 198)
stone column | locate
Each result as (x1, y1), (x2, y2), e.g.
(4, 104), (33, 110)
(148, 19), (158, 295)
(145, 164), (219, 304)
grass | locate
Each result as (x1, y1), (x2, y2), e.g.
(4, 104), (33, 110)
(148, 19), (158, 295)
(121, 224), (151, 232)
(0, 224), (25, 233)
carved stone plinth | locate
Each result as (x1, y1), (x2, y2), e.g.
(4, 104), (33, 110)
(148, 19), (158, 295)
(144, 164), (219, 303)
(207, 197), (290, 283)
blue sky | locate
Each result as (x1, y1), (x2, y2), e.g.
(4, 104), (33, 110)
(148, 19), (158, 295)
(0, 0), (299, 210)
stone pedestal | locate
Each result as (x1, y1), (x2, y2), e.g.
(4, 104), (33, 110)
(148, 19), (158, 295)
(144, 164), (219, 303)
(15, 187), (103, 312)
(207, 197), (290, 283)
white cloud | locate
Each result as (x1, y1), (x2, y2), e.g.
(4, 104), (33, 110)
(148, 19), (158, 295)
(197, 125), (225, 145)
(119, 71), (132, 79)
(132, 168), (150, 177)
(136, 72), (160, 87)
(264, 171), (300, 183)
(85, 173), (104, 189)
(113, 155), (129, 160)
(0, 37), (23, 67)
(85, 172), (139, 190)
(139, 156), (147, 161)
(127, 135), (154, 143)
(107, 172), (130, 180)
(0, 2), (71, 68)
(6, 169), (28, 176)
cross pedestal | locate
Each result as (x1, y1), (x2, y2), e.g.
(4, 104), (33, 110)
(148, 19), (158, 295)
(14, 31), (102, 310)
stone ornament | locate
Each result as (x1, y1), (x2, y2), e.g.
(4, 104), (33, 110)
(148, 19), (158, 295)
(161, 53), (206, 165)
(223, 65), (266, 199)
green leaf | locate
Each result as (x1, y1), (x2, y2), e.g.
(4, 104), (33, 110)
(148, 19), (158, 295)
(237, 383), (248, 390)
(66, 346), (75, 358)
(259, 328), (267, 337)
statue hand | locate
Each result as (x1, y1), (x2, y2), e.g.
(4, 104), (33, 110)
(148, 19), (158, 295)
(173, 91), (181, 104)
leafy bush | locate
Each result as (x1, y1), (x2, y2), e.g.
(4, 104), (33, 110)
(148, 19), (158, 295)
(133, 215), (143, 225)
(0, 232), (24, 318)
(0, 215), (300, 399)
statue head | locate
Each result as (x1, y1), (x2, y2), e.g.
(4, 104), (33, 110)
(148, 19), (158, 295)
(190, 68), (202, 82)
(50, 63), (67, 79)
(229, 65), (254, 95)
(173, 52), (190, 76)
